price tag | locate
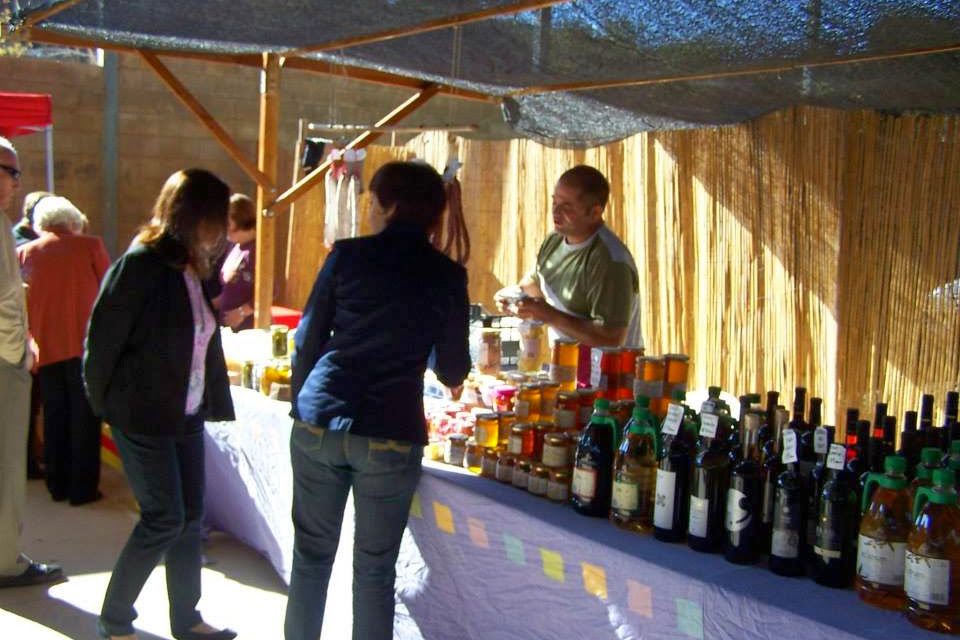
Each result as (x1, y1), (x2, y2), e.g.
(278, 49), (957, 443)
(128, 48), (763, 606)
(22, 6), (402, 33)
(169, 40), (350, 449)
(814, 427), (829, 454)
(781, 429), (799, 464)
(699, 413), (719, 438)
(827, 443), (846, 470)
(662, 404), (684, 436)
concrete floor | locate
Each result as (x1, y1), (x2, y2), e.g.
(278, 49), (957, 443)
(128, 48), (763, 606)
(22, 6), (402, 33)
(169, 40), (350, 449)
(0, 466), (355, 639)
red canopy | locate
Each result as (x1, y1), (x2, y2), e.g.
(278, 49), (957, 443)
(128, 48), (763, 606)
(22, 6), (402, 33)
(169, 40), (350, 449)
(0, 92), (53, 137)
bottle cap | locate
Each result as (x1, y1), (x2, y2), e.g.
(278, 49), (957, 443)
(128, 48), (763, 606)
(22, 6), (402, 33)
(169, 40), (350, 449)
(922, 447), (945, 465)
(594, 398), (611, 411)
(933, 468), (956, 487)
(884, 455), (906, 474)
(671, 387), (686, 402)
(708, 385), (721, 397)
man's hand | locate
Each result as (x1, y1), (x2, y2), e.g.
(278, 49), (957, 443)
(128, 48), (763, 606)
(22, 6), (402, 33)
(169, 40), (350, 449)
(223, 304), (252, 329)
(514, 297), (554, 323)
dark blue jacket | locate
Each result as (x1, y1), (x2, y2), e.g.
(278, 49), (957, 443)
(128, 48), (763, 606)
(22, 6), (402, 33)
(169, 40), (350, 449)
(291, 222), (471, 445)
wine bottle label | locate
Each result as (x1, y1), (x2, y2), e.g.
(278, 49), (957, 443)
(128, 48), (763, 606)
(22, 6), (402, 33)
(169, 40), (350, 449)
(772, 528), (800, 558)
(612, 479), (640, 512)
(857, 535), (906, 586)
(725, 488), (751, 532)
(654, 469), (677, 529)
(555, 408), (576, 430)
(814, 427), (829, 454)
(905, 551), (950, 606)
(507, 435), (524, 455)
(662, 404), (684, 436)
(688, 495), (709, 538)
(826, 444), (846, 470)
(781, 429), (799, 464)
(572, 467), (597, 500)
(815, 518), (845, 559)
(699, 413), (719, 438)
(515, 400), (531, 419)
(542, 444), (569, 468)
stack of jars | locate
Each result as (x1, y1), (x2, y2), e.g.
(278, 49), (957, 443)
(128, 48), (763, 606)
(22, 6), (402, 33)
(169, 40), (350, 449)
(633, 353), (690, 417)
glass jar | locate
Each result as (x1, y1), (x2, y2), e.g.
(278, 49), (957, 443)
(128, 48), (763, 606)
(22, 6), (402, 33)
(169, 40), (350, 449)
(478, 329), (502, 376)
(498, 411), (516, 446)
(663, 353), (690, 394)
(542, 432), (571, 469)
(515, 383), (542, 423)
(617, 347), (643, 400)
(549, 338), (579, 392)
(547, 469), (572, 502)
(494, 385), (518, 413)
(635, 356), (665, 400)
(508, 423), (533, 457)
(533, 422), (554, 462)
(528, 464), (550, 496)
(577, 387), (598, 428)
(495, 451), (515, 483)
(540, 381), (561, 418)
(463, 440), (483, 474)
(513, 458), (532, 489)
(443, 434), (468, 466)
(480, 447), (499, 478)
(589, 346), (621, 398)
(241, 360), (256, 389)
(518, 320), (547, 373)
(260, 359), (291, 396)
(271, 324), (289, 358)
(474, 412), (500, 449)
(555, 391), (579, 431)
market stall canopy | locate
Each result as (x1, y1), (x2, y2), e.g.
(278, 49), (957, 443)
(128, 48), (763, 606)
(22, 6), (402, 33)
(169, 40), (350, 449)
(0, 91), (52, 138)
(8, 1), (960, 146)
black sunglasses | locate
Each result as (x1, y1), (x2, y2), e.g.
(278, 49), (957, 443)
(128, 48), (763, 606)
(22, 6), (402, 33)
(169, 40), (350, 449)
(0, 164), (21, 181)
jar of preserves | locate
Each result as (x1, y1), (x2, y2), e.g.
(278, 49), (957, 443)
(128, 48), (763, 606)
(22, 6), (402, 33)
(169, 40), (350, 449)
(533, 422), (555, 462)
(515, 383), (542, 423)
(474, 412), (500, 449)
(577, 388), (598, 428)
(549, 338), (579, 392)
(498, 411), (516, 446)
(540, 381), (561, 418)
(528, 464), (550, 496)
(663, 353), (690, 394)
(480, 447), (499, 478)
(463, 440), (483, 474)
(443, 434), (468, 466)
(478, 329), (502, 376)
(547, 469), (571, 502)
(635, 356), (665, 400)
(589, 347), (621, 398)
(555, 391), (579, 431)
(542, 432), (571, 469)
(495, 451), (516, 483)
(513, 458), (532, 489)
(494, 385), (517, 413)
(271, 324), (290, 358)
(508, 423), (534, 457)
(518, 320), (547, 373)
(617, 347), (643, 400)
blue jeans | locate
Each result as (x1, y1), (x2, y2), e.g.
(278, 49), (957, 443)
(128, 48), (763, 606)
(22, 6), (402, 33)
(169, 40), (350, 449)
(284, 422), (423, 640)
(99, 417), (205, 637)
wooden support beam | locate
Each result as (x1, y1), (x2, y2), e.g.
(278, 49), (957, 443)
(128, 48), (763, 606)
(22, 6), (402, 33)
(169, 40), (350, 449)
(511, 42), (960, 96)
(254, 53), (281, 328)
(284, 0), (572, 56)
(18, 0), (87, 30)
(268, 85), (440, 214)
(139, 51), (274, 190)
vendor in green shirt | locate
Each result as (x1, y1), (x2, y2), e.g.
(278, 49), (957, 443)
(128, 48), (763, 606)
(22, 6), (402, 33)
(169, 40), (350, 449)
(496, 165), (642, 349)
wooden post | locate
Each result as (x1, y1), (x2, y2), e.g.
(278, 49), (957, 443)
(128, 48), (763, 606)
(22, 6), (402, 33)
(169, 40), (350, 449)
(255, 53), (281, 328)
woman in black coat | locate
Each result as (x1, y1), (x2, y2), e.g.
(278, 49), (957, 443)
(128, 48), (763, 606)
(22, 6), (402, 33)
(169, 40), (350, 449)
(84, 168), (236, 640)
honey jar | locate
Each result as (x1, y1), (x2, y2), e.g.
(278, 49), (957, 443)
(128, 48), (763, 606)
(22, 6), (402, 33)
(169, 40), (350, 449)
(528, 464), (550, 496)
(474, 412), (500, 449)
(549, 338), (579, 391)
(463, 440), (483, 474)
(495, 451), (515, 483)
(540, 381), (560, 418)
(512, 458), (532, 489)
(480, 447), (499, 478)
(555, 391), (578, 430)
(635, 356), (665, 400)
(515, 383), (542, 423)
(497, 411), (516, 446)
(541, 432), (571, 469)
(443, 434), (468, 466)
(508, 423), (534, 457)
(547, 469), (571, 502)
(663, 353), (690, 393)
(532, 422), (554, 462)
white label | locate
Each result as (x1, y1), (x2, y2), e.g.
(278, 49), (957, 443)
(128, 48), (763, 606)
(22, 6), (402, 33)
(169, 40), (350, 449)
(528, 474), (549, 495)
(522, 338), (541, 361)
(654, 469), (677, 529)
(857, 535), (907, 586)
(814, 545), (843, 560)
(814, 427), (829, 454)
(699, 413), (719, 438)
(905, 551), (950, 606)
(612, 480), (640, 511)
(772, 528), (800, 558)
(549, 364), (576, 384)
(542, 443), (569, 468)
(507, 435), (524, 455)
(688, 495), (709, 538)
(555, 408), (576, 429)
(781, 429), (799, 464)
(481, 456), (497, 476)
(547, 479), (569, 501)
(515, 400), (531, 420)
(512, 469), (529, 488)
(662, 404), (684, 436)
(572, 467), (597, 500)
(725, 488), (751, 532)
(827, 444), (847, 470)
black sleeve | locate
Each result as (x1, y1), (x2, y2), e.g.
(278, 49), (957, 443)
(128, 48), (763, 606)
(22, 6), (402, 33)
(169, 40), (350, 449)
(429, 265), (471, 387)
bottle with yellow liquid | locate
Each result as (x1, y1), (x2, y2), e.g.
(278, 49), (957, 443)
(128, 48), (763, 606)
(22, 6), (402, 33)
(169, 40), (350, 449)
(611, 396), (660, 533)
(906, 468), (960, 633)
(857, 455), (912, 610)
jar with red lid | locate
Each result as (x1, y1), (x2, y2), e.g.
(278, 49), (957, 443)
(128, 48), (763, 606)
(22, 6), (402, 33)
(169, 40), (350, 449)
(577, 388), (598, 428)
(494, 385), (517, 413)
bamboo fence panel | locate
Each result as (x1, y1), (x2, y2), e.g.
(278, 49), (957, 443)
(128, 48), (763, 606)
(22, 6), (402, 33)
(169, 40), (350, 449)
(281, 106), (960, 433)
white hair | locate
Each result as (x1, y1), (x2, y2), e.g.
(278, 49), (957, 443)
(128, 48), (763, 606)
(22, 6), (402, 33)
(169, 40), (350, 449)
(33, 196), (86, 233)
(0, 136), (16, 157)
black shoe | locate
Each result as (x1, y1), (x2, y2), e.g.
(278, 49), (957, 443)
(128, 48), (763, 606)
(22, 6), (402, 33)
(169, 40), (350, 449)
(172, 629), (237, 640)
(70, 491), (104, 506)
(0, 561), (64, 588)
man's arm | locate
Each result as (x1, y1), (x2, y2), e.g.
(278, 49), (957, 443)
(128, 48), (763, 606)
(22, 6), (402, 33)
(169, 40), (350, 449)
(514, 297), (625, 346)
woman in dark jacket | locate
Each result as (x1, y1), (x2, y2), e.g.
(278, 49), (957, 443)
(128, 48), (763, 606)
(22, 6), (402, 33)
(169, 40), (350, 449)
(285, 161), (471, 640)
(84, 168), (236, 640)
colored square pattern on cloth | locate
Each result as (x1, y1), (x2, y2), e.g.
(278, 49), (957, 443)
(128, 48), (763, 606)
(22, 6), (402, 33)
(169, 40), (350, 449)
(675, 598), (704, 639)
(626, 580), (653, 618)
(433, 501), (455, 534)
(503, 534), (525, 565)
(409, 492), (422, 518)
(540, 548), (565, 583)
(467, 517), (489, 548)
(581, 562), (608, 600)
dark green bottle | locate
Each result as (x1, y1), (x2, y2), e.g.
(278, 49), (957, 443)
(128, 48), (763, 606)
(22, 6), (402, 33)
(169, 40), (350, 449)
(812, 441), (858, 588)
(769, 427), (806, 576)
(653, 391), (696, 542)
(571, 398), (617, 517)
(724, 412), (763, 564)
(688, 391), (732, 553)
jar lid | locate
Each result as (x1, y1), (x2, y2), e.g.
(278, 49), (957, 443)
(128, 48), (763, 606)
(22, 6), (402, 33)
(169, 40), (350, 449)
(476, 412), (499, 421)
(448, 433), (468, 443)
(511, 423), (532, 432)
(550, 469), (570, 481)
(555, 338), (579, 345)
(498, 451), (515, 462)
(544, 432), (567, 444)
(521, 382), (541, 391)
(663, 353), (690, 361)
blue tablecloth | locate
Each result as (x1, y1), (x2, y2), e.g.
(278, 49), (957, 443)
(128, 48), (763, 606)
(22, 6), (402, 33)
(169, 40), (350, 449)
(204, 388), (938, 639)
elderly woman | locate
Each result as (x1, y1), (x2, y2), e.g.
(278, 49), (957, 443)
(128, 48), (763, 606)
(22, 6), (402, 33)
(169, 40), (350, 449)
(285, 161), (471, 640)
(84, 169), (236, 640)
(17, 196), (110, 505)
